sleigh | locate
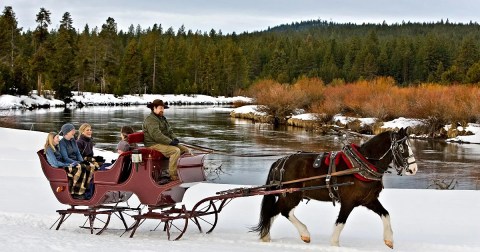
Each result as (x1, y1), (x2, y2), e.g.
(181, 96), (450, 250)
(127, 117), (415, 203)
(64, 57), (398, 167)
(38, 131), (207, 235)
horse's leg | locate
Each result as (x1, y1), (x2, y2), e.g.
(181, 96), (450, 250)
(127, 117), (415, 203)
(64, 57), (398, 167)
(278, 195), (310, 243)
(331, 203), (355, 247)
(363, 198), (394, 249)
(286, 207), (311, 243)
(260, 215), (277, 242)
(253, 194), (280, 242)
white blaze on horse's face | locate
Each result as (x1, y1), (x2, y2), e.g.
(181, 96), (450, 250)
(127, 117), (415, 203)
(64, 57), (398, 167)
(404, 139), (418, 175)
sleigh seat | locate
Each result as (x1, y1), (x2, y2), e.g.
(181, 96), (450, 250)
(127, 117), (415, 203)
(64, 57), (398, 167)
(127, 131), (207, 183)
(37, 150), (133, 206)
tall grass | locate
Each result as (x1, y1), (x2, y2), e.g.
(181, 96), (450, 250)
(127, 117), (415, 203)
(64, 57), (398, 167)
(248, 77), (480, 125)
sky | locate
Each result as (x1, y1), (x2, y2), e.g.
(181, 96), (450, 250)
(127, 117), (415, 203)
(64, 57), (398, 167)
(2, 0), (480, 34)
(0, 127), (479, 252)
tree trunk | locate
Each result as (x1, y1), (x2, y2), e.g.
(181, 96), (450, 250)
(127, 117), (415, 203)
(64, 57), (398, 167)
(37, 73), (42, 96)
(10, 28), (14, 69)
(153, 44), (156, 94)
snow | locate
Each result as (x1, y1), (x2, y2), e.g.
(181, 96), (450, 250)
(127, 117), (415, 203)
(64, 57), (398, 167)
(333, 115), (377, 126)
(381, 117), (426, 130)
(292, 113), (317, 120)
(0, 92), (253, 109)
(231, 105), (267, 116)
(446, 123), (480, 144)
(0, 127), (479, 252)
(0, 94), (23, 109)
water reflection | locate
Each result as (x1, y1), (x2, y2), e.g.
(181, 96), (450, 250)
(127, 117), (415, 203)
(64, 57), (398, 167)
(2, 106), (479, 190)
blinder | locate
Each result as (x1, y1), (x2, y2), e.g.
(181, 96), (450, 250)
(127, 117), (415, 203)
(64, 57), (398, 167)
(390, 134), (416, 175)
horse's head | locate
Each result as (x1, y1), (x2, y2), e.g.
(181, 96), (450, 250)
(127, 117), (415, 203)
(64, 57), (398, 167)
(391, 127), (418, 175)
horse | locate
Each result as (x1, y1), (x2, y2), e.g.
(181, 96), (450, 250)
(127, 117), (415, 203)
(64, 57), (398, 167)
(252, 127), (418, 249)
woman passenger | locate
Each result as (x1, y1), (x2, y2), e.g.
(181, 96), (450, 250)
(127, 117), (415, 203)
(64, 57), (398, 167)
(77, 123), (106, 166)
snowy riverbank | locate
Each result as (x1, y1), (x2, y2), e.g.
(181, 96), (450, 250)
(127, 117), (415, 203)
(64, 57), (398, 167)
(0, 92), (253, 109)
(231, 106), (480, 144)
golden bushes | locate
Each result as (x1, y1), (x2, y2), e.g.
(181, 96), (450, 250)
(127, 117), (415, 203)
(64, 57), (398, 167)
(248, 77), (480, 124)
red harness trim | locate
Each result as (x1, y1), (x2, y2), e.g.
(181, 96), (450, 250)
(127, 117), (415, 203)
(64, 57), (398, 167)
(324, 144), (378, 182)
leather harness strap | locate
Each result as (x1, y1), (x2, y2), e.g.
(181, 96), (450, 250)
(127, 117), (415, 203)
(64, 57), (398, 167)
(342, 145), (383, 181)
(326, 151), (341, 206)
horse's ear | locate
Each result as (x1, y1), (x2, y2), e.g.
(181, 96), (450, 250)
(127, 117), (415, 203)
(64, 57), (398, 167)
(398, 127), (410, 137)
(405, 126), (411, 136)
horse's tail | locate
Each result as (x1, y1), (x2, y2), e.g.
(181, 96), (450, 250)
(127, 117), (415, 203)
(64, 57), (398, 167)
(251, 193), (279, 239)
(251, 159), (282, 238)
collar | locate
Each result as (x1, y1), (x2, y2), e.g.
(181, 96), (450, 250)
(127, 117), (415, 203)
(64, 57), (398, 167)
(79, 134), (92, 142)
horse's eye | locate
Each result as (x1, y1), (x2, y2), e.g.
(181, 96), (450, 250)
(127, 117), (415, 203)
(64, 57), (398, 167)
(398, 145), (404, 153)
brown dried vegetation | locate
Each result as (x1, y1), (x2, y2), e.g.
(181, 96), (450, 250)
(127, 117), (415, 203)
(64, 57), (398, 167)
(248, 77), (480, 132)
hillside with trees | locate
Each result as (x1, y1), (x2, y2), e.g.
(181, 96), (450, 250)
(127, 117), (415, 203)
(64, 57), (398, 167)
(1, 6), (480, 101)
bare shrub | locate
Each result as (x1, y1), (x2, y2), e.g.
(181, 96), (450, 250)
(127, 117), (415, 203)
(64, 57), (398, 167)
(446, 85), (480, 123)
(293, 76), (325, 106)
(311, 76), (403, 120)
(232, 100), (249, 108)
(247, 77), (480, 129)
(359, 77), (407, 120)
(310, 82), (351, 118)
(407, 84), (480, 127)
(247, 79), (308, 119)
(345, 119), (373, 134)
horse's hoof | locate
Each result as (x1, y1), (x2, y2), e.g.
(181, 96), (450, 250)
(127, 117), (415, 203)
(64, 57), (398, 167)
(260, 236), (271, 242)
(330, 241), (340, 247)
(301, 235), (310, 243)
(384, 240), (394, 249)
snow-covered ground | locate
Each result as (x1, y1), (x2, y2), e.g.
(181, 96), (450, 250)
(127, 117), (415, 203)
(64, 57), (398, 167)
(0, 92), (252, 109)
(0, 127), (479, 252)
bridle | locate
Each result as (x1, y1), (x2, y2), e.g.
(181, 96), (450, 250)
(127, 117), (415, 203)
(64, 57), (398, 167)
(366, 133), (416, 175)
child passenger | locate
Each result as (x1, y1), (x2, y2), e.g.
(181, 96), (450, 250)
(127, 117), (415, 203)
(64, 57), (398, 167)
(104, 126), (136, 170)
(103, 126), (136, 183)
(117, 126), (136, 154)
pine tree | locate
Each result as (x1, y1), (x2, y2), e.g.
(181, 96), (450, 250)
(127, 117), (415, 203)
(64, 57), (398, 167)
(99, 17), (121, 93)
(51, 12), (77, 100)
(31, 7), (51, 96)
(0, 6), (22, 94)
(118, 38), (141, 95)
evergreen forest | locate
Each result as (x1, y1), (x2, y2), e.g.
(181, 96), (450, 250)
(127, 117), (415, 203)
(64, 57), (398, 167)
(2, 6), (480, 101)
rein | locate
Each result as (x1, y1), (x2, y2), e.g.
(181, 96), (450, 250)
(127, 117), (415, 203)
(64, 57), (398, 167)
(182, 143), (290, 157)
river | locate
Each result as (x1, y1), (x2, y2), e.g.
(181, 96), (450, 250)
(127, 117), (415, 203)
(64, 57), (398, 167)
(1, 105), (479, 190)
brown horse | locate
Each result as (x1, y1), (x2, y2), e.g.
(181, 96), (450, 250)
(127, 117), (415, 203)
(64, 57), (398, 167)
(252, 128), (418, 249)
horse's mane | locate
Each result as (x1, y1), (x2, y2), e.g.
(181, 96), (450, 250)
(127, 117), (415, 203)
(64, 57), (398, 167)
(361, 131), (392, 149)
(358, 131), (393, 166)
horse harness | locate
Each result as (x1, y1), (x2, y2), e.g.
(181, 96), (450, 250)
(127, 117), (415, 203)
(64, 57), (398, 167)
(313, 144), (385, 205)
(314, 151), (342, 206)
(268, 133), (413, 205)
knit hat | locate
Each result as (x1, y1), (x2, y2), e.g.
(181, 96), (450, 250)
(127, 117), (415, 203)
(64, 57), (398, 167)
(59, 123), (75, 136)
(116, 140), (131, 152)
